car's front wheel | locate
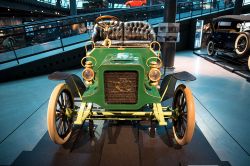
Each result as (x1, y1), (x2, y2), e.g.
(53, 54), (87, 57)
(235, 32), (250, 57)
(207, 40), (215, 56)
(172, 84), (195, 146)
(47, 83), (74, 144)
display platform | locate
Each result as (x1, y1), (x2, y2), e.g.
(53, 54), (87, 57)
(12, 121), (230, 166)
(193, 50), (250, 81)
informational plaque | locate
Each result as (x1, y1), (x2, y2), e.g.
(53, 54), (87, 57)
(157, 23), (180, 43)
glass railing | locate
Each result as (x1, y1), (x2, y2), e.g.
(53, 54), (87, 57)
(0, 18), (91, 64)
(176, 0), (235, 20)
(36, 0), (235, 10)
(0, 0), (236, 65)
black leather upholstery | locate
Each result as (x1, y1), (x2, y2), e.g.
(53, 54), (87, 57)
(92, 21), (155, 45)
(124, 21), (155, 41)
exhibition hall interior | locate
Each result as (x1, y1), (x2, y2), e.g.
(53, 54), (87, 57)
(1, 0), (250, 165)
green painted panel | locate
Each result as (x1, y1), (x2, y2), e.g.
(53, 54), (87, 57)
(82, 47), (161, 110)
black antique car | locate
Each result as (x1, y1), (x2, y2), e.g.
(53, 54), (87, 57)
(207, 15), (250, 58)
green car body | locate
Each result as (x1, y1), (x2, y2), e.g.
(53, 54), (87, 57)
(83, 47), (161, 110)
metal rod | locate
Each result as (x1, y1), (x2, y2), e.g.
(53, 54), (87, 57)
(11, 45), (19, 64)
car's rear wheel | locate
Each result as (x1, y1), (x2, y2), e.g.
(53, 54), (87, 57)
(172, 84), (195, 146)
(235, 32), (250, 57)
(207, 40), (215, 56)
(47, 83), (74, 144)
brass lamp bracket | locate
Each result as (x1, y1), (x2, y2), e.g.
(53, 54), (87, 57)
(81, 56), (97, 68)
(146, 57), (162, 68)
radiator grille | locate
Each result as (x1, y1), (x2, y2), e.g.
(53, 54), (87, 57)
(104, 71), (138, 104)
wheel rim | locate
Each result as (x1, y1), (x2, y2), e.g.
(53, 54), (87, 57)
(237, 36), (247, 53)
(173, 89), (187, 140)
(207, 41), (214, 55)
(55, 89), (73, 139)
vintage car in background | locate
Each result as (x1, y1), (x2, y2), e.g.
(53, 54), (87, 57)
(125, 0), (147, 7)
(207, 15), (250, 58)
(177, 0), (201, 13)
(47, 15), (196, 146)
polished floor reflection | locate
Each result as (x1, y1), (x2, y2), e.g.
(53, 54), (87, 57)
(0, 51), (250, 165)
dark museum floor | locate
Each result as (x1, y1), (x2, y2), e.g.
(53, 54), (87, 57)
(0, 51), (250, 165)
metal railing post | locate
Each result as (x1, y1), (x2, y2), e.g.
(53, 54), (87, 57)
(191, 2), (193, 18)
(178, 5), (180, 20)
(11, 45), (19, 64)
(10, 27), (19, 64)
(57, 21), (65, 51)
(201, 0), (204, 15)
(210, 0), (212, 13)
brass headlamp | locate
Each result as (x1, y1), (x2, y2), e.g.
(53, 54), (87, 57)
(82, 61), (95, 84)
(148, 61), (161, 86)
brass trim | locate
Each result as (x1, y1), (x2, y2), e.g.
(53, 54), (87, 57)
(150, 41), (161, 51)
(85, 41), (95, 54)
(149, 41), (161, 57)
(81, 56), (97, 68)
(150, 81), (159, 86)
(102, 38), (112, 48)
(70, 77), (83, 101)
(86, 47), (96, 57)
(148, 68), (161, 82)
(146, 57), (162, 68)
(95, 15), (120, 30)
(117, 47), (125, 50)
(160, 77), (172, 102)
(82, 68), (95, 81)
(95, 45), (150, 48)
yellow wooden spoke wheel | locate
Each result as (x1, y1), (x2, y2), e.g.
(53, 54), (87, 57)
(47, 83), (74, 144)
(172, 84), (195, 145)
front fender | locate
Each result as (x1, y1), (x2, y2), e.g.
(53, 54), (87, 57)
(48, 71), (85, 98)
(160, 71), (196, 101)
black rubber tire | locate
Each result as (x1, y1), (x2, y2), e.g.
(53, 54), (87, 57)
(47, 83), (74, 144)
(234, 32), (250, 57)
(172, 84), (195, 146)
(207, 40), (215, 56)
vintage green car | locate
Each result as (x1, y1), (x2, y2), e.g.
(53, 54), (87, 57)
(47, 15), (196, 146)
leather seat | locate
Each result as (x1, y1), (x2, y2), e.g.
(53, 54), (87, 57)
(92, 21), (155, 45)
(124, 21), (155, 41)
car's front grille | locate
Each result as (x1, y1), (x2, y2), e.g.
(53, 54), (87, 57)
(104, 71), (138, 104)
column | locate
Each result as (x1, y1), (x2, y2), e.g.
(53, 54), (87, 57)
(162, 0), (177, 68)
(56, 0), (61, 8)
(234, 0), (243, 14)
(70, 0), (77, 15)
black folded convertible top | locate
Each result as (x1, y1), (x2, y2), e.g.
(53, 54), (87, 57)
(213, 15), (250, 22)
